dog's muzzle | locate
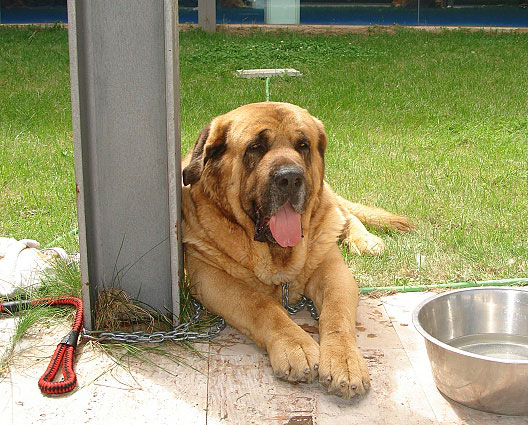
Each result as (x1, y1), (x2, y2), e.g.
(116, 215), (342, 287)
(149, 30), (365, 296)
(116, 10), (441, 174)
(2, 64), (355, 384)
(270, 165), (306, 212)
(253, 165), (306, 248)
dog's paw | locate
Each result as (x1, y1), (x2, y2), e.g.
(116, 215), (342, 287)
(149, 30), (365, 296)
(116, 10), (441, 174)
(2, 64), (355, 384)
(267, 330), (320, 383)
(344, 232), (385, 256)
(319, 334), (370, 398)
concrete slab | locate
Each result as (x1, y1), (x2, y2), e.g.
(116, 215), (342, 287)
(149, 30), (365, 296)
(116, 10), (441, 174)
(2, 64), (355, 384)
(236, 68), (302, 79)
(1, 293), (527, 424)
(1, 323), (210, 425)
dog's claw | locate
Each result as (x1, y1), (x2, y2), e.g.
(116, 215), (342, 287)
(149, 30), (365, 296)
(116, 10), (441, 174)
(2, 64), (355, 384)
(319, 337), (371, 398)
(268, 331), (320, 384)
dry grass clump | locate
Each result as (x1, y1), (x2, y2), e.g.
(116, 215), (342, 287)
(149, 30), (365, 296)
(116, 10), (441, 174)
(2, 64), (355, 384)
(94, 288), (173, 333)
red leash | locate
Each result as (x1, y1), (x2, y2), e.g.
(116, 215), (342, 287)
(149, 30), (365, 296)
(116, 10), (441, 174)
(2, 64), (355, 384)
(1, 297), (83, 395)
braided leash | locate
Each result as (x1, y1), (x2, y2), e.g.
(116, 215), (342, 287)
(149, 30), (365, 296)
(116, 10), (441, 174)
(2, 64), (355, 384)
(1, 297), (83, 395)
(1, 296), (227, 392)
(0, 286), (317, 395)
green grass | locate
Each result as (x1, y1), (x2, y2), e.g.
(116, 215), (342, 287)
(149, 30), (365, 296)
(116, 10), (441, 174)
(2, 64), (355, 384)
(0, 26), (76, 252)
(1, 25), (527, 290)
(0, 258), (81, 375)
(0, 258), (207, 379)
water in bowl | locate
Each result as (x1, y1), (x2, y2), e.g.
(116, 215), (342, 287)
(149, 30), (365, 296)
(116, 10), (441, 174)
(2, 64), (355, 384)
(448, 333), (528, 361)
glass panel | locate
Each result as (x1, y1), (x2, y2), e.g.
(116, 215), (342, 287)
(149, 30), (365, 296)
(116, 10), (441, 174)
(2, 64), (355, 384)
(217, 0), (265, 25)
(179, 0), (527, 27)
(266, 0), (300, 24)
(0, 0), (67, 24)
(179, 0), (199, 25)
(209, 0), (421, 26)
(300, 1), (418, 26)
(418, 0), (528, 27)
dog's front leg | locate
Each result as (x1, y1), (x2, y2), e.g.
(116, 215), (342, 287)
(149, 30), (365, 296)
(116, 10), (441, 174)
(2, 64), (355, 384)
(186, 256), (320, 383)
(305, 245), (371, 398)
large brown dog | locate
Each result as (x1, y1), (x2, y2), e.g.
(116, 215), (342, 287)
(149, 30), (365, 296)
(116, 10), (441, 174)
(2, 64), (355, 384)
(182, 102), (413, 398)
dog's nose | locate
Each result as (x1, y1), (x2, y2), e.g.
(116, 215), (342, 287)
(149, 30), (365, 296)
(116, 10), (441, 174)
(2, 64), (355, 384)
(273, 166), (305, 195)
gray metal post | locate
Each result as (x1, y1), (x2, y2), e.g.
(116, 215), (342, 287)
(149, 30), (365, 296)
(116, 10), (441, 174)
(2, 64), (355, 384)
(198, 0), (216, 32)
(67, 0), (182, 329)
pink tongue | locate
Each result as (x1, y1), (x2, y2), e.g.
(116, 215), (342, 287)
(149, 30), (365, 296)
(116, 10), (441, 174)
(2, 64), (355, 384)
(269, 202), (302, 248)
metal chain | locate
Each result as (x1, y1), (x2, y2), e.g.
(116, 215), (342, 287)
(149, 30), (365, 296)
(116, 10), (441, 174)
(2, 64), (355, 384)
(281, 283), (319, 321)
(81, 284), (318, 344)
(82, 298), (226, 344)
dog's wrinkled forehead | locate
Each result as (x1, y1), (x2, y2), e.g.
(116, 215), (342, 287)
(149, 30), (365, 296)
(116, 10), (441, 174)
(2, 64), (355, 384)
(225, 103), (319, 147)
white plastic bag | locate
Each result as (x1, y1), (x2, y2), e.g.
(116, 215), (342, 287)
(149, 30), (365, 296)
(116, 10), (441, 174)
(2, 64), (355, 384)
(0, 238), (67, 297)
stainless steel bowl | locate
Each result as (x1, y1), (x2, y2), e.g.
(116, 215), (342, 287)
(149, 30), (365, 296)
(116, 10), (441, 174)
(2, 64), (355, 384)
(413, 287), (528, 415)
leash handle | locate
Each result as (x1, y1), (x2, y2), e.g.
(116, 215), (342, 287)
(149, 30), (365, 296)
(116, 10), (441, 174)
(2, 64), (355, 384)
(0, 300), (31, 313)
(1, 297), (83, 395)
(38, 343), (78, 394)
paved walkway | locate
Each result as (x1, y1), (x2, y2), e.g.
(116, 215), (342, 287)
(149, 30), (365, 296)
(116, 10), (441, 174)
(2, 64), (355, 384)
(1, 293), (526, 425)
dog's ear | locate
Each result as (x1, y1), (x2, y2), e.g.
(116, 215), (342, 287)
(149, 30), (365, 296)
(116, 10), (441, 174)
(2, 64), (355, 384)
(313, 117), (328, 159)
(182, 125), (210, 186)
(182, 119), (230, 186)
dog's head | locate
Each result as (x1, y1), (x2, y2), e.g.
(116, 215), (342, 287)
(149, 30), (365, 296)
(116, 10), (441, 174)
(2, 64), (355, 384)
(183, 102), (327, 248)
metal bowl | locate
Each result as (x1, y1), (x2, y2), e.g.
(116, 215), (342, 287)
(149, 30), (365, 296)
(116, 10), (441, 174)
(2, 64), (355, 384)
(413, 287), (528, 415)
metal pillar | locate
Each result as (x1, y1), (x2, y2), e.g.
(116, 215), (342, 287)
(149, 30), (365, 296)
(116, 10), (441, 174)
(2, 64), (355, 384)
(198, 0), (216, 32)
(67, 0), (182, 329)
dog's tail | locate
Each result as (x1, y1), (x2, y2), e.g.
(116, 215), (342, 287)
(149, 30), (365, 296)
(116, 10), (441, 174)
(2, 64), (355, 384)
(335, 193), (415, 232)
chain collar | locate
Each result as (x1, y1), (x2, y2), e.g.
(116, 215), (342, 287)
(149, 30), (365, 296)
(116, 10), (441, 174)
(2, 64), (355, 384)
(281, 283), (319, 321)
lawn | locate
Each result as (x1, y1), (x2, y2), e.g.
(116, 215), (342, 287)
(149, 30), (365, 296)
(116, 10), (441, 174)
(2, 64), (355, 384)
(1, 25), (527, 289)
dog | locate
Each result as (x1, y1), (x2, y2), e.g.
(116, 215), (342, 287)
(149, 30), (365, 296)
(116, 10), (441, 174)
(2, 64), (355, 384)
(181, 102), (413, 398)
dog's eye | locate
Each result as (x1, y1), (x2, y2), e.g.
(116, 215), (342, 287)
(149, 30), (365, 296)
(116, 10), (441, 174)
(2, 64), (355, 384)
(247, 142), (268, 154)
(296, 142), (310, 152)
